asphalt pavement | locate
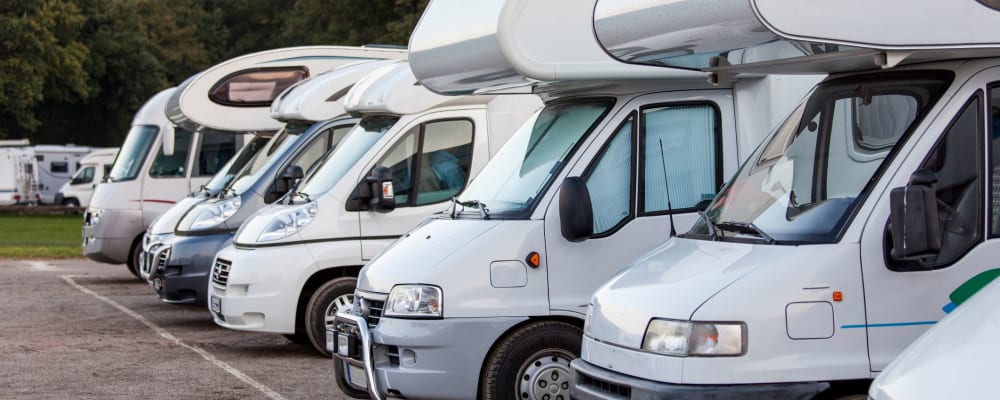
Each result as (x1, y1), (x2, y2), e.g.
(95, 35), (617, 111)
(0, 258), (351, 400)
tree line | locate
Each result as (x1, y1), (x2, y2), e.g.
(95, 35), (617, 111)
(0, 0), (427, 146)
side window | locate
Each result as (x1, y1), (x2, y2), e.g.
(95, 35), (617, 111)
(293, 125), (353, 174)
(414, 120), (473, 205)
(193, 134), (237, 177)
(150, 130), (192, 178)
(911, 95), (983, 268)
(990, 85), (1000, 236)
(71, 167), (94, 185)
(585, 115), (634, 235)
(51, 161), (69, 174)
(375, 119), (475, 207)
(641, 104), (719, 214)
(329, 125), (352, 150)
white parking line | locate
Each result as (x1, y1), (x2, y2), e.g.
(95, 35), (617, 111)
(25, 261), (61, 272)
(60, 274), (288, 400)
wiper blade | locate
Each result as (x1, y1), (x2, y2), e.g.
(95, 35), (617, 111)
(450, 197), (490, 220)
(716, 221), (775, 244)
(697, 210), (719, 241)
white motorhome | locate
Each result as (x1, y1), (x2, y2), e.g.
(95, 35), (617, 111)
(328, 1), (819, 399)
(572, 1), (1000, 399)
(84, 46), (401, 277)
(141, 57), (402, 308)
(56, 148), (118, 207)
(208, 60), (542, 357)
(868, 273), (1000, 400)
(33, 145), (92, 204)
(0, 139), (38, 205)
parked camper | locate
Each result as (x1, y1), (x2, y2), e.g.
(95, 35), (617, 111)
(55, 148), (118, 207)
(141, 57), (402, 307)
(868, 275), (1000, 400)
(0, 139), (38, 205)
(571, 0), (1000, 399)
(328, 1), (819, 399)
(209, 60), (542, 357)
(85, 46), (401, 277)
(33, 145), (92, 204)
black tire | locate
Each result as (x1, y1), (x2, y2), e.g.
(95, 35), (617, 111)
(482, 321), (581, 400)
(283, 332), (311, 345)
(334, 358), (372, 399)
(62, 198), (79, 207)
(126, 237), (143, 280)
(304, 276), (357, 357)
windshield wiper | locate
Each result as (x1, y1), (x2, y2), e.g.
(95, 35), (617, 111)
(697, 210), (719, 241)
(715, 221), (775, 244)
(450, 197), (490, 220)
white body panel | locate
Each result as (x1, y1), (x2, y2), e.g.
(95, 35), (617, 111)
(0, 144), (38, 205)
(57, 148), (117, 207)
(33, 145), (92, 204)
(869, 278), (1000, 400)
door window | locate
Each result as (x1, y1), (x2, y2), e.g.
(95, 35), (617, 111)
(990, 84), (1000, 236)
(376, 119), (474, 207)
(585, 115), (634, 235)
(150, 129), (192, 178)
(193, 134), (238, 177)
(641, 104), (720, 214)
(71, 166), (94, 185)
(293, 125), (353, 174)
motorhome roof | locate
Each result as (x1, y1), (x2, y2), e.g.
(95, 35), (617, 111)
(408, 0), (704, 96)
(166, 46), (406, 132)
(134, 88), (175, 130)
(343, 61), (490, 116)
(33, 145), (92, 154)
(269, 59), (398, 123)
(0, 139), (30, 147)
(594, 0), (1000, 75)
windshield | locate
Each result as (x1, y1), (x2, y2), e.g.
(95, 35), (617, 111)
(108, 125), (158, 181)
(228, 124), (308, 193)
(202, 134), (271, 193)
(456, 100), (614, 218)
(296, 116), (399, 199)
(690, 71), (953, 243)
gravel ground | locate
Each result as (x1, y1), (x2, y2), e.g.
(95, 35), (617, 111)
(0, 259), (352, 400)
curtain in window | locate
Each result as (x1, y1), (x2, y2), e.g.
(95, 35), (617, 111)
(587, 119), (632, 233)
(643, 105), (716, 212)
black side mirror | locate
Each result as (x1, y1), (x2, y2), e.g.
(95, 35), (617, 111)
(889, 168), (941, 260)
(346, 166), (396, 213)
(559, 177), (593, 242)
(270, 165), (304, 202)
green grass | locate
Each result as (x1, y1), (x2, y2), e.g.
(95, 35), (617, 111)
(0, 214), (83, 259)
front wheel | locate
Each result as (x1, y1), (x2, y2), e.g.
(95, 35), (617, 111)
(482, 321), (582, 400)
(304, 276), (356, 357)
(126, 237), (143, 280)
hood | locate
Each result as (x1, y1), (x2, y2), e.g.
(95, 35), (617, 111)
(587, 237), (766, 348)
(358, 218), (503, 294)
(150, 195), (208, 235)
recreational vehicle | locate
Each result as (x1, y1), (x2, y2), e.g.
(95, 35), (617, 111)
(328, 1), (819, 399)
(0, 139), (38, 205)
(208, 60), (542, 358)
(55, 148), (118, 207)
(571, 0), (1000, 398)
(33, 145), (92, 204)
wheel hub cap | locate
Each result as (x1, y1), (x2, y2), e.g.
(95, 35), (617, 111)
(519, 352), (572, 400)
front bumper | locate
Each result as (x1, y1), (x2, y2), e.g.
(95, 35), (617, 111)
(331, 307), (525, 400)
(209, 243), (313, 334)
(82, 209), (142, 264)
(570, 358), (829, 400)
(144, 232), (234, 305)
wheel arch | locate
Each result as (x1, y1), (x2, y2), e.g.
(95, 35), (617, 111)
(294, 265), (363, 333)
(476, 315), (584, 399)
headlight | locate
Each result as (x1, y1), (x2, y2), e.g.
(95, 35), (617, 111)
(189, 196), (242, 230)
(86, 208), (104, 226)
(256, 201), (318, 242)
(641, 318), (745, 357)
(384, 285), (442, 318)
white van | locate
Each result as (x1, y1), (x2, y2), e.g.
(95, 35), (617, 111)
(56, 148), (118, 207)
(572, 1), (1000, 399)
(0, 140), (38, 205)
(209, 60), (542, 357)
(868, 274), (1000, 399)
(141, 57), (401, 307)
(85, 46), (402, 277)
(328, 1), (819, 399)
(33, 145), (93, 204)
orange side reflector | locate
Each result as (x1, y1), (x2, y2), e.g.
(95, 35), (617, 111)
(526, 252), (540, 268)
(833, 291), (843, 302)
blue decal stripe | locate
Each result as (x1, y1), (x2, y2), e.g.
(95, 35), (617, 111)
(840, 321), (937, 329)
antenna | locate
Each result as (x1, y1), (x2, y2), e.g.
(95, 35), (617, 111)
(658, 139), (677, 237)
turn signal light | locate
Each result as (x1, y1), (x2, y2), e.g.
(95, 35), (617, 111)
(833, 291), (843, 302)
(525, 252), (540, 268)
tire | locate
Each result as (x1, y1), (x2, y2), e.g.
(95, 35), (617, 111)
(304, 276), (357, 357)
(62, 198), (79, 207)
(482, 321), (581, 400)
(126, 237), (143, 280)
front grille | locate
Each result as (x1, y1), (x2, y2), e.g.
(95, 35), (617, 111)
(579, 371), (631, 399)
(156, 248), (170, 269)
(358, 294), (386, 328)
(211, 258), (232, 286)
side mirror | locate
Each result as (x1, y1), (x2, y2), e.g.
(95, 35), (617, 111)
(889, 169), (941, 260)
(268, 165), (304, 203)
(559, 177), (593, 242)
(346, 166), (396, 213)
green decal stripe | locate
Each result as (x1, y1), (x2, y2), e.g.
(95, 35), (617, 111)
(949, 268), (1000, 306)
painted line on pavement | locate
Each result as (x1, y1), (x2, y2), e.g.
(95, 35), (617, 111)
(60, 273), (287, 400)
